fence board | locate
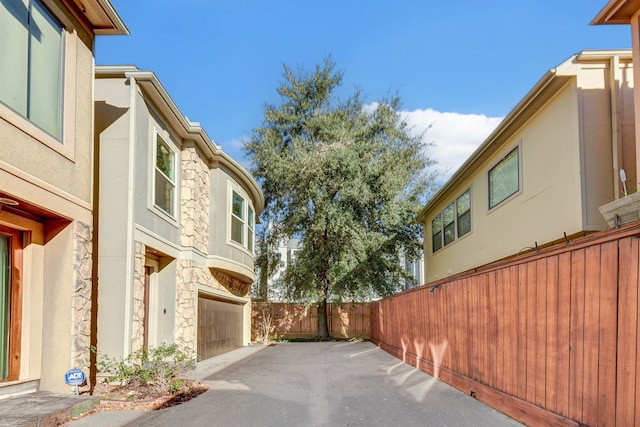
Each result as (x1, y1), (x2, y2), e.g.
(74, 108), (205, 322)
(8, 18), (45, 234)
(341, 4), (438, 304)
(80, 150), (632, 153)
(568, 248), (585, 422)
(470, 276), (479, 381)
(618, 236), (640, 426)
(507, 265), (519, 397)
(556, 251), (572, 418)
(517, 264), (528, 400)
(546, 255), (559, 413)
(582, 245), (600, 426)
(535, 258), (547, 408)
(488, 271), (497, 389)
(481, 273), (490, 386)
(526, 261), (537, 403)
(495, 269), (505, 392)
(598, 241), (618, 426)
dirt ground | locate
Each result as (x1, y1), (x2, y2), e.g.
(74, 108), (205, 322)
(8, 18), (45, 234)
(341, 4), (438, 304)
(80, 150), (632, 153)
(76, 379), (209, 417)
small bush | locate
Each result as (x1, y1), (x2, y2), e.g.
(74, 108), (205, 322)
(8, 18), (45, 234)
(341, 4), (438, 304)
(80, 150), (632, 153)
(93, 344), (196, 391)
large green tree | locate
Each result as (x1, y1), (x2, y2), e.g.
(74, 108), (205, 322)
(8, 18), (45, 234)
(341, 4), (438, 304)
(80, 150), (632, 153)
(245, 59), (435, 338)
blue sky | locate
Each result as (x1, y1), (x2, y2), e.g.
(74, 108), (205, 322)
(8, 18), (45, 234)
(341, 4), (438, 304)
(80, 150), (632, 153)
(97, 0), (631, 177)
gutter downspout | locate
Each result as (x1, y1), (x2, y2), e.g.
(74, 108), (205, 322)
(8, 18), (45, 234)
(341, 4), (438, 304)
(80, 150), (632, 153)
(610, 55), (623, 199)
(632, 13), (640, 195)
(123, 76), (137, 356)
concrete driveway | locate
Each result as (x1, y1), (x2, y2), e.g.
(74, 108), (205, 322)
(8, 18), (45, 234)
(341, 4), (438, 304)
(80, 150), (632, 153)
(125, 341), (521, 427)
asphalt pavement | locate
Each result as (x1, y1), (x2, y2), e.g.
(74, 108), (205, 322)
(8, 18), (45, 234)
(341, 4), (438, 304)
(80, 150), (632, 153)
(72, 341), (522, 427)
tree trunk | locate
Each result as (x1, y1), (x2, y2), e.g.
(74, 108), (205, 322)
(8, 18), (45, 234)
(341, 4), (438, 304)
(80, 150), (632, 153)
(317, 266), (330, 339)
(258, 266), (268, 302)
(317, 229), (330, 339)
(317, 297), (329, 339)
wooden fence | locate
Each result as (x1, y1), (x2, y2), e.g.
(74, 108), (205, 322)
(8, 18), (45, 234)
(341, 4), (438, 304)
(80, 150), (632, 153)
(252, 302), (370, 340)
(371, 222), (640, 427)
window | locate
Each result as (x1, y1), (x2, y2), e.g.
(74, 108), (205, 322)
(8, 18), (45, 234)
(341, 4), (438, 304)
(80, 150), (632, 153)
(489, 146), (520, 209)
(230, 190), (255, 253)
(431, 188), (472, 253)
(431, 214), (442, 253)
(0, 0), (64, 139)
(456, 189), (471, 238)
(231, 191), (245, 245)
(154, 133), (176, 217)
(248, 206), (254, 252)
(443, 204), (455, 246)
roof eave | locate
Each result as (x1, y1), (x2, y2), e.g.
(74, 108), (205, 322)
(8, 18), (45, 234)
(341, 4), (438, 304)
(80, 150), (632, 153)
(72, 0), (129, 35)
(591, 0), (640, 25)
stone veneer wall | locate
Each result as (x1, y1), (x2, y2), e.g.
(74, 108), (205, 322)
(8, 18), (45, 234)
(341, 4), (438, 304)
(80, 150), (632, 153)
(131, 241), (146, 352)
(175, 260), (250, 352)
(175, 260), (198, 351)
(70, 221), (92, 387)
(180, 143), (210, 254)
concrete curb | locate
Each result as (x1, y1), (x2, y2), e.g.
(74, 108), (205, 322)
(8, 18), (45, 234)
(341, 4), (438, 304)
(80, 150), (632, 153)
(0, 393), (99, 427)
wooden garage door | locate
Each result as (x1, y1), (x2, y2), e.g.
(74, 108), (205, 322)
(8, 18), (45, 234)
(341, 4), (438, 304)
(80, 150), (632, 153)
(197, 296), (243, 360)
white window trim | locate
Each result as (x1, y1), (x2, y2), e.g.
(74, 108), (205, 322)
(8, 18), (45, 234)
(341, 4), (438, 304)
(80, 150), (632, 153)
(149, 128), (179, 224)
(231, 190), (246, 246)
(487, 141), (523, 212)
(227, 184), (255, 255)
(247, 206), (254, 253)
(0, 2), (76, 160)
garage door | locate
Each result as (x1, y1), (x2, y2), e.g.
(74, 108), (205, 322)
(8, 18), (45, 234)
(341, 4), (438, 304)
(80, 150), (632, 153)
(197, 296), (244, 360)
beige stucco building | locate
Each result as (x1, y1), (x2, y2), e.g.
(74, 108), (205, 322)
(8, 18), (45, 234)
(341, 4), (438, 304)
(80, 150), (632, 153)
(0, 0), (126, 395)
(417, 50), (635, 283)
(94, 66), (263, 365)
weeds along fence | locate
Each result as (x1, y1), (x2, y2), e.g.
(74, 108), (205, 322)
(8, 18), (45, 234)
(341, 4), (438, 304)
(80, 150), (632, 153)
(371, 222), (640, 427)
(252, 302), (370, 340)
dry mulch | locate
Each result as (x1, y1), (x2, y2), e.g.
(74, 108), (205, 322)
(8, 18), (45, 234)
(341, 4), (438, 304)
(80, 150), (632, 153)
(94, 379), (210, 410)
(66, 379), (209, 421)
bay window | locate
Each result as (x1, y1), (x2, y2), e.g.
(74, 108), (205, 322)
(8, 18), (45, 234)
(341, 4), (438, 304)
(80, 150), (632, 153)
(230, 190), (255, 253)
(154, 133), (177, 217)
(231, 191), (245, 245)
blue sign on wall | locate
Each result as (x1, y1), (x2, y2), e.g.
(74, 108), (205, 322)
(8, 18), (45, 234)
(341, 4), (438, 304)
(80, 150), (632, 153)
(64, 368), (85, 386)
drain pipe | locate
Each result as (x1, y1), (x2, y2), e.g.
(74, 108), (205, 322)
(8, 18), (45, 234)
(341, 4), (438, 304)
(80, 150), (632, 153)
(610, 55), (623, 199)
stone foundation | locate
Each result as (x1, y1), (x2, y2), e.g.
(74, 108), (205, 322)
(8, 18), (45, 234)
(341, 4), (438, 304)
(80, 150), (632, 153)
(70, 220), (92, 389)
(131, 241), (146, 352)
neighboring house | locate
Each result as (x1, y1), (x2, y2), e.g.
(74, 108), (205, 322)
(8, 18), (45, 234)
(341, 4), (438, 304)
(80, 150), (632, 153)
(264, 234), (422, 297)
(417, 50), (635, 283)
(0, 0), (127, 394)
(94, 66), (263, 364)
(401, 253), (424, 290)
(269, 236), (300, 302)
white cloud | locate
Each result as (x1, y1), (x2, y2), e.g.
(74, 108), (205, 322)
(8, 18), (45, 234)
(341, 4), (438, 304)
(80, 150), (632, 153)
(401, 109), (503, 181)
(223, 136), (247, 153)
(220, 136), (253, 172)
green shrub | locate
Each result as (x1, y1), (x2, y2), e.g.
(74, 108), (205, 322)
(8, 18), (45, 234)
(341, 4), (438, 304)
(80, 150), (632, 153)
(92, 344), (196, 390)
